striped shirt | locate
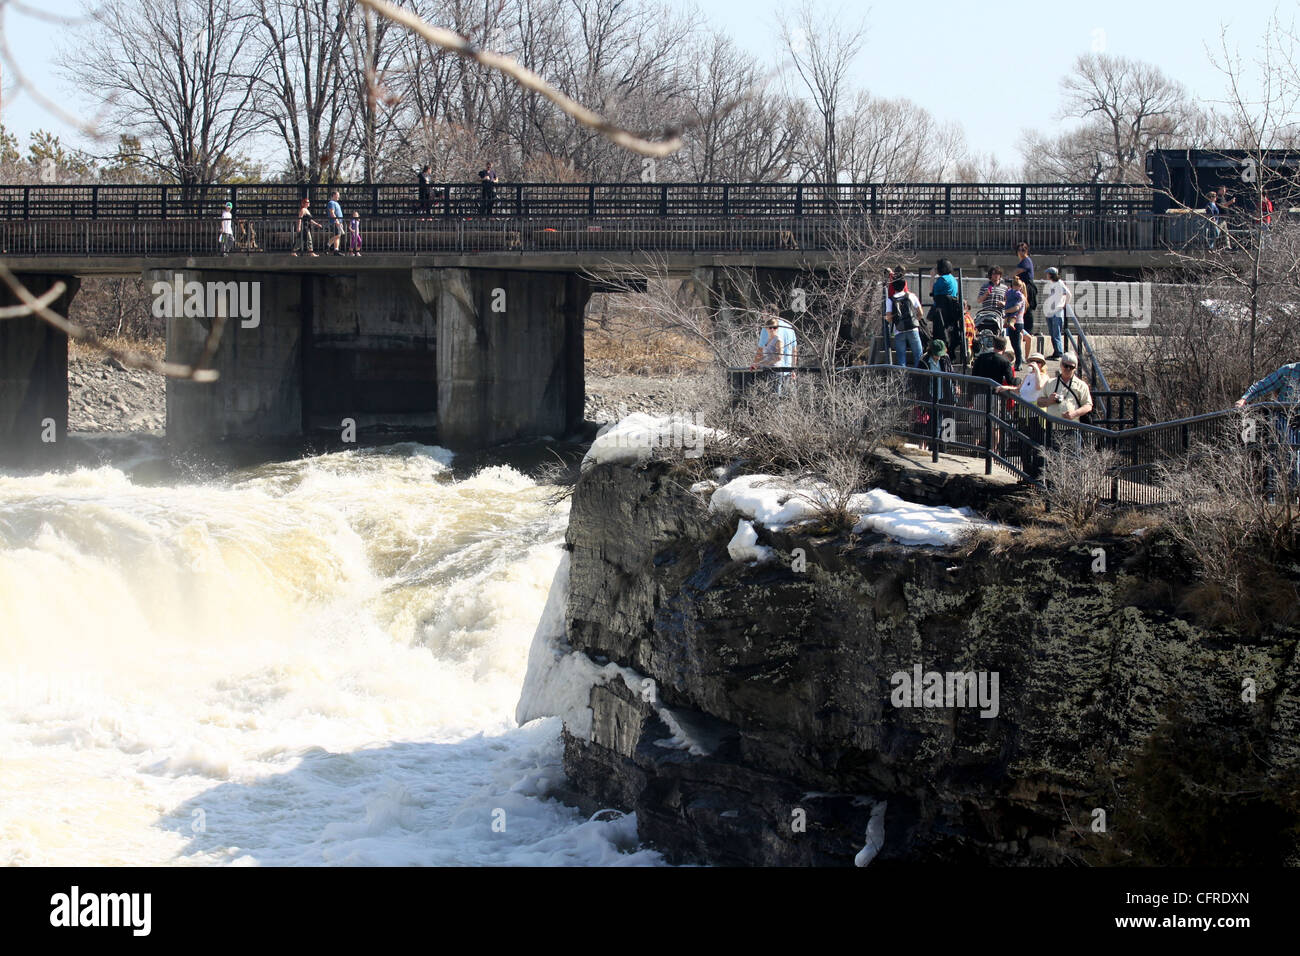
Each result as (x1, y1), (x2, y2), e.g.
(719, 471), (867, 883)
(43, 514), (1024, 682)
(1240, 363), (1300, 405)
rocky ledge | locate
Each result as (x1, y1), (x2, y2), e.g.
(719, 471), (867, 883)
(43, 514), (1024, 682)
(520, 458), (1300, 866)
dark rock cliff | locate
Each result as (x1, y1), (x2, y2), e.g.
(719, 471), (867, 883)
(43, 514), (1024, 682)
(552, 458), (1300, 866)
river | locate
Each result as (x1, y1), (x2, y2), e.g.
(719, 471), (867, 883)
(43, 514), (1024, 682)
(0, 439), (660, 866)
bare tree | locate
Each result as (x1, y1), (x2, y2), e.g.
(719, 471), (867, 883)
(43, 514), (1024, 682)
(1056, 53), (1196, 184)
(251, 0), (355, 183)
(778, 0), (866, 183)
(62, 0), (262, 185)
(672, 30), (803, 182)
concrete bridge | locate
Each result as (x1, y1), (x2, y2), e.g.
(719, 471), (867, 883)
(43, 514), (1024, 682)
(0, 181), (1199, 464)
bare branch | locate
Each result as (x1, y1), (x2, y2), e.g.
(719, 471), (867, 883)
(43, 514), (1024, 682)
(0, 263), (219, 381)
(357, 0), (753, 158)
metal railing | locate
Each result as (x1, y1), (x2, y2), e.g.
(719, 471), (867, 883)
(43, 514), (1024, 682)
(0, 214), (1202, 259)
(726, 363), (1297, 504)
(0, 181), (1153, 221)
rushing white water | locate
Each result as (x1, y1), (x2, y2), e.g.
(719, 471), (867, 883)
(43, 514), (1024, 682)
(0, 443), (660, 866)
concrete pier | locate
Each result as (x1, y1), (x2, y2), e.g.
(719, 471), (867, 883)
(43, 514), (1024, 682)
(0, 274), (79, 466)
(161, 267), (588, 449)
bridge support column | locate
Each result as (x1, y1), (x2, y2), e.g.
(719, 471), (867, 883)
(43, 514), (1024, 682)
(0, 274), (79, 468)
(414, 268), (589, 448)
(160, 269), (306, 443)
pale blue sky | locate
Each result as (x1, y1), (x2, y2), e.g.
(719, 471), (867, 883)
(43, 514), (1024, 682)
(0, 0), (1287, 174)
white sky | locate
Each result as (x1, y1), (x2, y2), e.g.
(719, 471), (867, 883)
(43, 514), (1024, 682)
(0, 0), (1288, 176)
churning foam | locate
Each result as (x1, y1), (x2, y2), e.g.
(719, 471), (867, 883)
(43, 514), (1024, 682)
(0, 445), (660, 866)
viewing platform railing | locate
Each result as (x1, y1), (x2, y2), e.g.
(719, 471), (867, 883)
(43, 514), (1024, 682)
(727, 365), (1296, 505)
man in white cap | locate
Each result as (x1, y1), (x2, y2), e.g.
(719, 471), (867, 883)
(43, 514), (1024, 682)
(1040, 267), (1071, 360)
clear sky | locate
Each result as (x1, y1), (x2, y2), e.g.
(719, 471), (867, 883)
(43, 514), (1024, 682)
(0, 0), (1288, 173)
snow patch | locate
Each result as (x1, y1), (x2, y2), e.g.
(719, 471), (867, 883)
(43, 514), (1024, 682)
(710, 475), (997, 546)
(727, 519), (774, 564)
(854, 801), (887, 867)
(582, 413), (723, 467)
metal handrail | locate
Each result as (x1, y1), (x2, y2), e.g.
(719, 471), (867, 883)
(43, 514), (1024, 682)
(0, 180), (1153, 221)
(726, 362), (1296, 499)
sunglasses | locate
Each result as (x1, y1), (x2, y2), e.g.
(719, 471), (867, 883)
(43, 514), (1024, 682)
(1061, 363), (1077, 369)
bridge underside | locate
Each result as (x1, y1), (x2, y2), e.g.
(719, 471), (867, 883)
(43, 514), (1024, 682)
(0, 267), (589, 465)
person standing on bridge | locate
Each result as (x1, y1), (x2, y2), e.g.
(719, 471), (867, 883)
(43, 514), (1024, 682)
(219, 201), (235, 256)
(418, 165), (433, 217)
(327, 190), (345, 255)
(479, 163), (499, 216)
(292, 198), (321, 257)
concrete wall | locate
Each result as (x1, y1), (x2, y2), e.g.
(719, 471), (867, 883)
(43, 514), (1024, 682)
(163, 269), (305, 442)
(163, 267), (588, 449)
(416, 268), (589, 448)
(0, 275), (78, 467)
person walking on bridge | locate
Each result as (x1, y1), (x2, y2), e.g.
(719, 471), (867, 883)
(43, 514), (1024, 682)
(292, 198), (321, 257)
(326, 190), (345, 255)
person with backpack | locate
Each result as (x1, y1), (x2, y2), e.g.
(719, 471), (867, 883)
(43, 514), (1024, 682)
(886, 276), (925, 368)
(929, 258), (964, 365)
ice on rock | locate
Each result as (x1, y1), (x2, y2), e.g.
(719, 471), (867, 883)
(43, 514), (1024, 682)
(726, 519), (774, 564)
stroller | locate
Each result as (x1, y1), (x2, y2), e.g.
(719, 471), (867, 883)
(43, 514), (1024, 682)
(971, 309), (1003, 356)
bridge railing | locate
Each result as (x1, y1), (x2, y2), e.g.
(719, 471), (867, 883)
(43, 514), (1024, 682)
(0, 181), (1154, 221)
(0, 213), (1182, 257)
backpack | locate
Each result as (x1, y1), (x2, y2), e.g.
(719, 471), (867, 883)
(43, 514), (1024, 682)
(893, 293), (917, 332)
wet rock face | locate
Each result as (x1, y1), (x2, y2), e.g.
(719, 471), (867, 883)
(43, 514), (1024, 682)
(561, 459), (1300, 866)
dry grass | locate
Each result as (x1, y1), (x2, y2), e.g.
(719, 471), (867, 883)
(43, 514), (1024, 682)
(585, 319), (713, 376)
(69, 334), (165, 364)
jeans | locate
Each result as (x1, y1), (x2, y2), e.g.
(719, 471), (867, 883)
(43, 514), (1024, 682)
(893, 329), (923, 368)
(1047, 310), (1065, 356)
